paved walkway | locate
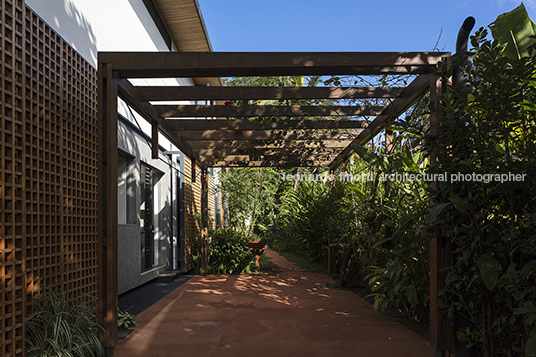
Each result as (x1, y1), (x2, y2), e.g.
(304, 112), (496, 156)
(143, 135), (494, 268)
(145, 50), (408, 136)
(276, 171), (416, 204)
(113, 248), (434, 357)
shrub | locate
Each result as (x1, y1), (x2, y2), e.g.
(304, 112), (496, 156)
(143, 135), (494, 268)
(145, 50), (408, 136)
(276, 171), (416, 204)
(194, 228), (254, 274)
(25, 287), (104, 357)
(425, 26), (536, 356)
(118, 309), (137, 331)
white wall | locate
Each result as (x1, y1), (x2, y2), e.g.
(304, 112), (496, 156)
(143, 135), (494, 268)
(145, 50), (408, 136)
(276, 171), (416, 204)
(27, 0), (198, 292)
(26, 0), (170, 67)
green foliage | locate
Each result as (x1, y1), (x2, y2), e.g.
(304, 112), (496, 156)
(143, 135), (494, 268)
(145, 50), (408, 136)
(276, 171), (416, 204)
(219, 168), (281, 238)
(117, 309), (137, 331)
(276, 250), (329, 275)
(25, 287), (104, 357)
(258, 254), (279, 271)
(514, 302), (536, 357)
(219, 75), (333, 238)
(346, 144), (431, 321)
(424, 23), (536, 356)
(277, 178), (354, 266)
(489, 3), (536, 60)
(196, 228), (254, 274)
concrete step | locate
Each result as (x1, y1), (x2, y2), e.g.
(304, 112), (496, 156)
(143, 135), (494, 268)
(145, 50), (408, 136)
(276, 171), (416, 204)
(157, 270), (181, 282)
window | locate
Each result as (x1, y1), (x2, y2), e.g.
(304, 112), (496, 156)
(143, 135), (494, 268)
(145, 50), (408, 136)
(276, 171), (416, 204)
(140, 162), (155, 271)
(118, 154), (133, 224)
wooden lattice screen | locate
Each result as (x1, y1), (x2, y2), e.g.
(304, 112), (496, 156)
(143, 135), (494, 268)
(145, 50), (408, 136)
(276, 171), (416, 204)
(0, 1), (99, 355)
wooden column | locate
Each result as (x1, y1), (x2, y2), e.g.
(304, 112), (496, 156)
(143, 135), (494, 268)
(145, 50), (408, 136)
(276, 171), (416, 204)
(97, 62), (119, 350)
(327, 169), (336, 275)
(429, 73), (452, 355)
(200, 167), (209, 274)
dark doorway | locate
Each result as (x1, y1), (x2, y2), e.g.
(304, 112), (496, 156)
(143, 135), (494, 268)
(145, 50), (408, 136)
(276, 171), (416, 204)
(140, 162), (154, 271)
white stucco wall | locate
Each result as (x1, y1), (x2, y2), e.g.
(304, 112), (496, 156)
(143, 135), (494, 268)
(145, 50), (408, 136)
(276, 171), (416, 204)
(117, 121), (174, 294)
(26, 0), (208, 293)
(26, 0), (170, 67)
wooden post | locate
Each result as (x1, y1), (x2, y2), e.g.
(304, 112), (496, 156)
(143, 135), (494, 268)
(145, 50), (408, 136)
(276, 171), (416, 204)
(327, 169), (336, 275)
(429, 73), (452, 355)
(200, 167), (209, 274)
(97, 62), (119, 351)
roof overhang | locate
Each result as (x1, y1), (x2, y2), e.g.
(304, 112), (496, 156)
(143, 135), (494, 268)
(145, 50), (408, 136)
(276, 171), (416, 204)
(152, 0), (221, 87)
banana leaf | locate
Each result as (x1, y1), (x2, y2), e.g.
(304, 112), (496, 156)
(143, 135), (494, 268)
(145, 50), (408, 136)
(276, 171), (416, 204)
(489, 3), (536, 60)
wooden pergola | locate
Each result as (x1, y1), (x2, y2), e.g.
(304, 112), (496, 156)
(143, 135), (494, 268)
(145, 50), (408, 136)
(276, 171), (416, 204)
(97, 51), (451, 354)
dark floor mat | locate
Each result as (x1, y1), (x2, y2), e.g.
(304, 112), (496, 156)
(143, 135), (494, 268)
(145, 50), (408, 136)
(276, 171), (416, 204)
(118, 275), (193, 315)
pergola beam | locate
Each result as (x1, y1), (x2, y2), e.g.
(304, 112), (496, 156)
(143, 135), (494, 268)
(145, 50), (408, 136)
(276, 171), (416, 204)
(329, 74), (432, 169)
(117, 79), (200, 162)
(204, 159), (334, 168)
(167, 119), (366, 131)
(178, 130), (359, 141)
(136, 86), (404, 101)
(156, 104), (383, 118)
(187, 140), (353, 149)
(194, 147), (344, 156)
(99, 51), (449, 78)
(199, 153), (337, 162)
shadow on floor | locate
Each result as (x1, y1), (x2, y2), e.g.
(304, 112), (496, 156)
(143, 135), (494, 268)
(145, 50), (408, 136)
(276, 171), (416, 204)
(112, 249), (435, 357)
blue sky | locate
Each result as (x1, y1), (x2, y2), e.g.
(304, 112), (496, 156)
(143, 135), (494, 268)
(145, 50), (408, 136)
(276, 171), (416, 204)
(197, 0), (536, 53)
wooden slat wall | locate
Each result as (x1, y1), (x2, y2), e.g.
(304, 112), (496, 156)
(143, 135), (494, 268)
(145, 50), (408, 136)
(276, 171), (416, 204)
(0, 2), (99, 356)
(182, 157), (219, 271)
(208, 174), (215, 229)
(183, 157), (201, 271)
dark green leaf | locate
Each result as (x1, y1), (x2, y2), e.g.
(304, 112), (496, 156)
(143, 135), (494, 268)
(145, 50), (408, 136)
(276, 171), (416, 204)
(477, 253), (500, 291)
(426, 203), (451, 224)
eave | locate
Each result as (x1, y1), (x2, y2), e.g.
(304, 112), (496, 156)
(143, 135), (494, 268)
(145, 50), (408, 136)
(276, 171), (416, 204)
(152, 0), (221, 87)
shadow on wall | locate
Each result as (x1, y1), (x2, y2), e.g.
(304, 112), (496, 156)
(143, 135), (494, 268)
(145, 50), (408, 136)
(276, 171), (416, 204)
(183, 173), (200, 272)
(26, 0), (97, 66)
(118, 122), (141, 225)
(157, 199), (172, 269)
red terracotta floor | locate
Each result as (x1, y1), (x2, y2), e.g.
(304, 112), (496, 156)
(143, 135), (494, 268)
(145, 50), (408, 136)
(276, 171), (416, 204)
(113, 248), (434, 357)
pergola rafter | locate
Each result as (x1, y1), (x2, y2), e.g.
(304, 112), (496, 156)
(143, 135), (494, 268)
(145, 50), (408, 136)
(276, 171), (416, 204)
(98, 50), (450, 352)
(204, 159), (336, 168)
(100, 51), (449, 169)
(187, 140), (354, 149)
(194, 147), (345, 156)
(155, 104), (384, 118)
(177, 130), (360, 142)
(96, 50), (453, 169)
(166, 118), (367, 131)
(329, 74), (433, 169)
(137, 85), (405, 101)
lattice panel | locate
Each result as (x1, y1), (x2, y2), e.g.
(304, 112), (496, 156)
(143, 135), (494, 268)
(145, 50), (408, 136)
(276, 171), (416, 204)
(0, 2), (99, 356)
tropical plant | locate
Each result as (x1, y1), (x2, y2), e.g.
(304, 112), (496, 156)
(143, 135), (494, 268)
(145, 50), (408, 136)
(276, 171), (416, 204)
(117, 309), (137, 331)
(194, 228), (254, 274)
(349, 143), (431, 321)
(423, 6), (536, 354)
(25, 287), (104, 357)
(277, 177), (355, 267)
